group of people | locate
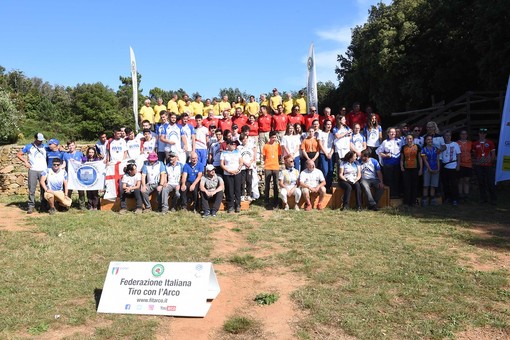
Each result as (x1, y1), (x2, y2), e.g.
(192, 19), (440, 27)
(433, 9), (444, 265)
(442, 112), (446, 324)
(17, 92), (498, 215)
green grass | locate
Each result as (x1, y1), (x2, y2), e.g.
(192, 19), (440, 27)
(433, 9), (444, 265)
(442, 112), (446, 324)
(254, 292), (279, 305)
(1, 197), (509, 339)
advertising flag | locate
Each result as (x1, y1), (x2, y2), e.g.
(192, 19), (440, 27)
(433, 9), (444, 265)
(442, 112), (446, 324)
(130, 47), (139, 132)
(67, 159), (106, 191)
(307, 43), (318, 110)
(495, 75), (510, 183)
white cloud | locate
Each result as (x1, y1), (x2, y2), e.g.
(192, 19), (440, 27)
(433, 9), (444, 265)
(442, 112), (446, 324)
(316, 27), (352, 44)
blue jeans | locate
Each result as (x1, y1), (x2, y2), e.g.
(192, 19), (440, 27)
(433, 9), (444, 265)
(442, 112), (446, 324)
(319, 153), (334, 190)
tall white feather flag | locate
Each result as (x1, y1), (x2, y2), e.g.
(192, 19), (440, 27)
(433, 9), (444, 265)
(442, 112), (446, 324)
(495, 75), (510, 184)
(129, 47), (139, 131)
(307, 43), (318, 110)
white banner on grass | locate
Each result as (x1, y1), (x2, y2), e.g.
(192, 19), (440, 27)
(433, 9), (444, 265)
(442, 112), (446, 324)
(307, 43), (318, 110)
(67, 159), (106, 191)
(496, 75), (510, 184)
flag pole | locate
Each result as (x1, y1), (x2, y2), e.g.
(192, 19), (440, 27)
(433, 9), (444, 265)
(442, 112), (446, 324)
(129, 47), (139, 132)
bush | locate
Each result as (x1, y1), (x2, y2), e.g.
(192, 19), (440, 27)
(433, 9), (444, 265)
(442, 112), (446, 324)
(0, 90), (21, 144)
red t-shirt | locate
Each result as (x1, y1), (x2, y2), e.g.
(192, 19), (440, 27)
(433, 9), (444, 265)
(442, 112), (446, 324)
(346, 111), (367, 129)
(247, 121), (259, 136)
(232, 114), (248, 129)
(218, 118), (233, 132)
(319, 115), (335, 128)
(472, 139), (495, 166)
(272, 114), (288, 131)
(202, 117), (219, 128)
(287, 114), (304, 127)
(258, 114), (272, 132)
(304, 113), (319, 131)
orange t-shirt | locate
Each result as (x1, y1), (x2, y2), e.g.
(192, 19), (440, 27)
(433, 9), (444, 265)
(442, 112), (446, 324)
(457, 140), (472, 168)
(262, 142), (281, 170)
(401, 144), (421, 168)
(301, 137), (319, 153)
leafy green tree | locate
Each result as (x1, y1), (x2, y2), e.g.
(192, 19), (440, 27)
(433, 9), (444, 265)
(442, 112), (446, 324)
(0, 90), (21, 143)
(218, 87), (252, 102)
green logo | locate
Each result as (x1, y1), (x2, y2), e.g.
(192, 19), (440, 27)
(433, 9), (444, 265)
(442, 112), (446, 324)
(152, 264), (164, 277)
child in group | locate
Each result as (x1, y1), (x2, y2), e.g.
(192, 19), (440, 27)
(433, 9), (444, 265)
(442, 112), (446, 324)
(420, 135), (440, 206)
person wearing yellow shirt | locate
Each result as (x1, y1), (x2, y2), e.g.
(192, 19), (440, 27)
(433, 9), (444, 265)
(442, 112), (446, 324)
(178, 94), (189, 114)
(212, 97), (221, 116)
(167, 94), (179, 114)
(139, 99), (155, 124)
(295, 90), (307, 115)
(203, 98), (214, 116)
(269, 88), (282, 114)
(246, 95), (260, 117)
(191, 95), (204, 116)
(283, 92), (294, 114)
(260, 94), (269, 109)
(153, 97), (167, 124)
(234, 96), (246, 112)
(182, 98), (193, 115)
(219, 95), (232, 113)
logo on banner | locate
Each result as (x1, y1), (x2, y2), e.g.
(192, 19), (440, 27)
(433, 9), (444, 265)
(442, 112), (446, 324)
(77, 165), (98, 186)
(152, 264), (165, 277)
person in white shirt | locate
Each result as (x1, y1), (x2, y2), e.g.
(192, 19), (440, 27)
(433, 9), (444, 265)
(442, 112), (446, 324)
(440, 130), (461, 205)
(359, 148), (385, 211)
(220, 140), (243, 213)
(350, 123), (367, 159)
(318, 120), (335, 193)
(141, 152), (167, 212)
(193, 114), (209, 170)
(299, 159), (326, 211)
(40, 158), (72, 214)
(119, 163), (142, 214)
(338, 151), (362, 211)
(107, 127), (128, 164)
(238, 133), (256, 201)
(161, 152), (183, 213)
(279, 155), (301, 210)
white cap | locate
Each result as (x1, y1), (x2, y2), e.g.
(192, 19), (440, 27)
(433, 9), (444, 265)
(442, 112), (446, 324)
(36, 133), (45, 141)
(205, 164), (215, 171)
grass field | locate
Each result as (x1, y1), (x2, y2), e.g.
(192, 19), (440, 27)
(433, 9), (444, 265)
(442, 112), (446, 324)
(0, 194), (509, 339)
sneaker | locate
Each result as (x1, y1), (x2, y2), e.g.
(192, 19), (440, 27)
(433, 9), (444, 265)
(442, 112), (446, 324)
(452, 200), (458, 206)
(305, 203), (312, 211)
(294, 205), (300, 211)
(143, 208), (152, 213)
(284, 204), (289, 211)
(49, 208), (56, 215)
(317, 203), (323, 211)
(368, 205), (379, 211)
(119, 209), (128, 215)
(421, 199), (428, 207)
(27, 207), (34, 215)
(227, 207), (234, 213)
(235, 206), (241, 213)
(134, 208), (143, 214)
(202, 211), (210, 218)
(161, 209), (168, 215)
(211, 210), (217, 217)
(240, 196), (246, 202)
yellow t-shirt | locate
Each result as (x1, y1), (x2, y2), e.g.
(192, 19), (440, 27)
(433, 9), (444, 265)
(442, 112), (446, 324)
(270, 95), (282, 112)
(213, 103), (221, 116)
(139, 106), (155, 123)
(191, 101), (204, 116)
(246, 102), (260, 116)
(219, 101), (232, 112)
(182, 104), (193, 115)
(261, 99), (269, 109)
(283, 99), (293, 114)
(153, 104), (166, 123)
(167, 100), (178, 114)
(177, 99), (186, 114)
(203, 105), (214, 116)
(295, 97), (306, 114)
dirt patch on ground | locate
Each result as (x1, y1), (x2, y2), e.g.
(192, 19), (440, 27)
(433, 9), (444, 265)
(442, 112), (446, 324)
(456, 326), (510, 340)
(0, 203), (35, 232)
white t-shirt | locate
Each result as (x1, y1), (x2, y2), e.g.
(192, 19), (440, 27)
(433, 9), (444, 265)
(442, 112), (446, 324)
(109, 139), (127, 163)
(181, 123), (195, 152)
(238, 145), (255, 170)
(209, 141), (222, 166)
(141, 138), (157, 155)
(126, 138), (141, 160)
(350, 133), (366, 154)
(141, 161), (166, 185)
(333, 126), (351, 158)
(41, 168), (67, 191)
(440, 142), (461, 169)
(299, 168), (325, 188)
(318, 131), (334, 154)
(340, 161), (359, 183)
(195, 126), (209, 150)
(121, 172), (141, 187)
(220, 149), (241, 175)
(281, 135), (301, 158)
(365, 126), (382, 147)
(165, 162), (183, 186)
(165, 124), (183, 153)
(21, 143), (47, 171)
(279, 168), (300, 189)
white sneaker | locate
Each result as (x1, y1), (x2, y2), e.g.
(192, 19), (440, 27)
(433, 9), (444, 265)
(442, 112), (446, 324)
(294, 205), (300, 211)
(284, 204), (289, 211)
(240, 196), (246, 202)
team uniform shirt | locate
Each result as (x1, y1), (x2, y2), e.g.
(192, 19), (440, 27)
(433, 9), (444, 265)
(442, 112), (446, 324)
(457, 140), (473, 168)
(304, 114), (319, 131)
(246, 102), (259, 116)
(165, 124), (184, 153)
(182, 163), (202, 183)
(299, 168), (325, 188)
(333, 126), (351, 158)
(202, 117), (219, 128)
(21, 143), (48, 171)
(121, 172), (141, 187)
(287, 114), (304, 127)
(257, 115), (272, 133)
(141, 138), (157, 155)
(350, 133), (366, 155)
(346, 111), (366, 129)
(413, 136), (424, 148)
(472, 140), (495, 166)
(153, 104), (167, 123)
(376, 138), (402, 166)
(440, 142), (461, 169)
(157, 122), (170, 151)
(247, 121), (259, 136)
(165, 162), (183, 186)
(167, 100), (178, 114)
(209, 141), (223, 166)
(218, 101), (232, 112)
(279, 167), (300, 189)
(420, 134), (445, 151)
(232, 114), (248, 128)
(364, 126), (382, 148)
(141, 161), (166, 185)
(281, 135), (301, 158)
(272, 114), (288, 131)
(126, 138), (142, 160)
(220, 149), (242, 175)
(95, 140), (108, 159)
(177, 99), (186, 114)
(421, 146), (439, 172)
(238, 144), (256, 170)
(63, 150), (84, 171)
(283, 99), (294, 114)
(108, 138), (127, 163)
(191, 101), (204, 116)
(181, 123), (196, 152)
(136, 131), (157, 141)
(269, 95), (282, 111)
(139, 106), (155, 123)
(295, 97), (307, 114)
(262, 142), (282, 170)
(46, 148), (63, 166)
(319, 115), (335, 127)
(218, 118), (233, 133)
(358, 158), (382, 180)
(318, 131), (334, 155)
(194, 126), (209, 150)
(401, 144), (421, 169)
(41, 168), (67, 191)
(339, 161), (359, 183)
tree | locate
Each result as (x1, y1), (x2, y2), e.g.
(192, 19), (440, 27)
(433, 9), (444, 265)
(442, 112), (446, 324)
(0, 90), (21, 143)
(217, 87), (252, 102)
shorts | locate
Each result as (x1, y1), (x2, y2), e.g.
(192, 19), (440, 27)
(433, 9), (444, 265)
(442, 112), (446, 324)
(423, 171), (439, 187)
(458, 166), (472, 178)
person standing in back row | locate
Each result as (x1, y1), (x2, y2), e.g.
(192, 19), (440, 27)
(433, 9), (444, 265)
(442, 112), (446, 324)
(472, 128), (497, 205)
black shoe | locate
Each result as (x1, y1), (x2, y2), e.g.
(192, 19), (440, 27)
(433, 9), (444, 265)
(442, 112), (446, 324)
(368, 205), (379, 211)
(356, 206), (362, 212)
(27, 207), (34, 214)
(202, 211), (210, 218)
(235, 206), (241, 213)
(227, 207), (234, 213)
(211, 210), (217, 217)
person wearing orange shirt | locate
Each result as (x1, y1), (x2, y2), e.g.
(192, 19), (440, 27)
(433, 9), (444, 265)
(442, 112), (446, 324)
(282, 92), (294, 114)
(471, 128), (496, 204)
(304, 106), (319, 131)
(457, 130), (472, 202)
(400, 134), (423, 207)
(262, 131), (282, 209)
(300, 126), (320, 170)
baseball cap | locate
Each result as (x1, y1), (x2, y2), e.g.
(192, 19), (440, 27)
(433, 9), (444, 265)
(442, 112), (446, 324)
(148, 152), (158, 161)
(205, 164), (215, 171)
(48, 138), (59, 145)
(167, 151), (177, 158)
(35, 133), (45, 141)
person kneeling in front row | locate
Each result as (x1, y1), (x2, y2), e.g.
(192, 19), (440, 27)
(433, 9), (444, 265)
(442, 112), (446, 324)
(40, 158), (72, 215)
(200, 164), (225, 218)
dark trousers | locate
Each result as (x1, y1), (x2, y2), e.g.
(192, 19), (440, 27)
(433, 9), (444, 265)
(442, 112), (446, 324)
(224, 173), (242, 209)
(339, 180), (362, 208)
(119, 186), (142, 209)
(87, 190), (100, 209)
(383, 164), (401, 198)
(201, 191), (224, 213)
(474, 166), (497, 202)
(240, 169), (253, 197)
(441, 167), (459, 202)
(68, 189), (86, 208)
(264, 170), (279, 205)
(181, 181), (200, 210)
(402, 168), (419, 206)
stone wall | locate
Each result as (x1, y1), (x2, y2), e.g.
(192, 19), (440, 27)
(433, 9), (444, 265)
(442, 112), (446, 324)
(0, 145), (29, 195)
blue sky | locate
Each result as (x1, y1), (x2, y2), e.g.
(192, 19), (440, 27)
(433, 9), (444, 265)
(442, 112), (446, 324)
(1, 0), (385, 100)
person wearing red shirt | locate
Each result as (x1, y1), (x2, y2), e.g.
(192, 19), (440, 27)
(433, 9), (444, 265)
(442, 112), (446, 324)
(319, 107), (335, 127)
(246, 114), (259, 151)
(471, 128), (497, 204)
(304, 106), (319, 131)
(346, 102), (367, 129)
(272, 104), (288, 141)
(202, 109), (219, 129)
(287, 105), (304, 127)
(258, 105), (272, 162)
(218, 110), (233, 133)
(232, 107), (248, 129)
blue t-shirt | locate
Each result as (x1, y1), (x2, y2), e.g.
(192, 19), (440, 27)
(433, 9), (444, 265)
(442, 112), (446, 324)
(46, 148), (63, 165)
(421, 146), (439, 171)
(63, 151), (84, 171)
(182, 163), (203, 183)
